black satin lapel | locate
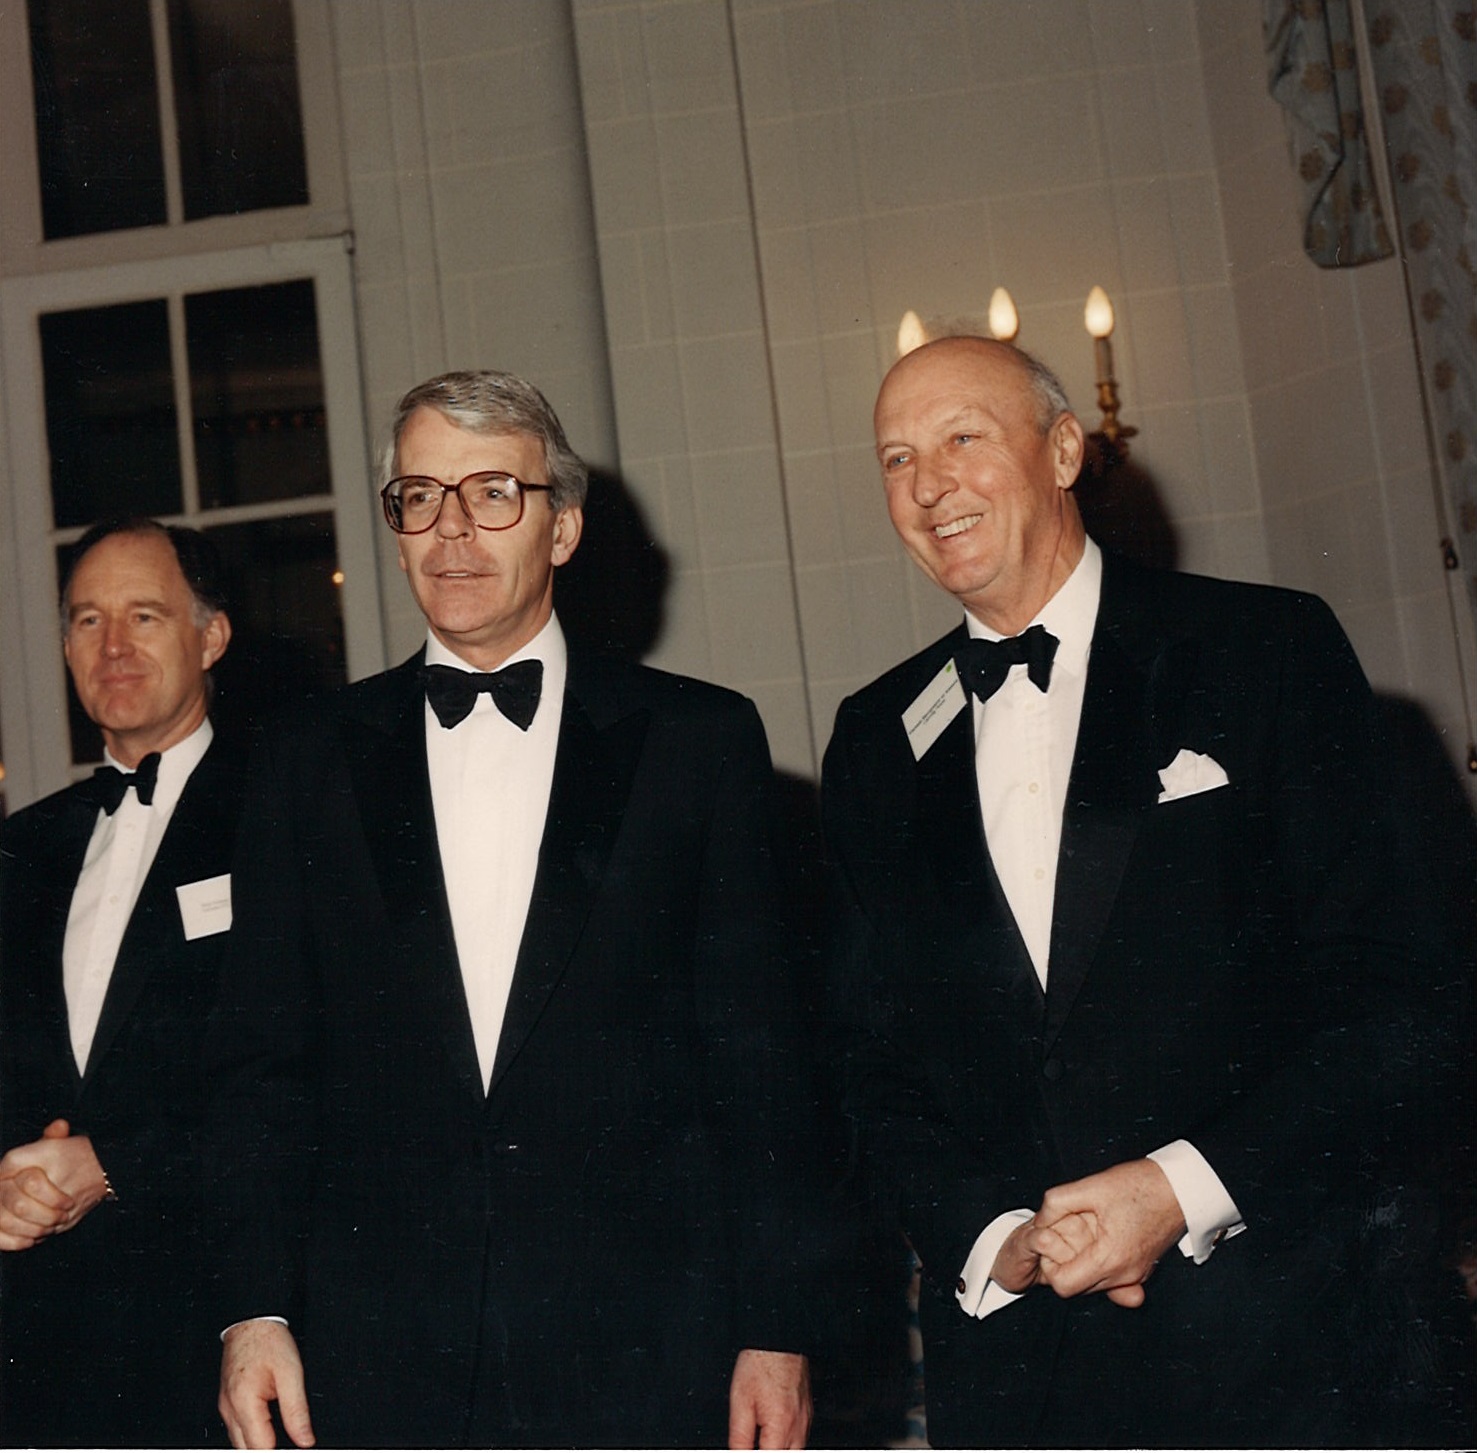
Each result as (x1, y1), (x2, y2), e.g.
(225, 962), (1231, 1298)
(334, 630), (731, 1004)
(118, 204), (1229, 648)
(1043, 630), (1160, 1052)
(915, 704), (988, 904)
(487, 694), (648, 1097)
(915, 702), (1045, 1029)
(24, 795), (95, 1089)
(348, 693), (483, 1100)
(83, 753), (236, 1082)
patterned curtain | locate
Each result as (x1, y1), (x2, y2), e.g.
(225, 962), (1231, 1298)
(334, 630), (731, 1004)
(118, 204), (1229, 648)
(1365, 2), (1477, 645)
(1264, 0), (1393, 265)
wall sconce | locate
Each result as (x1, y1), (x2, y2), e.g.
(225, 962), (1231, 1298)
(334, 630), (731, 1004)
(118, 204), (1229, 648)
(897, 310), (927, 356)
(1084, 285), (1136, 461)
(987, 287), (1019, 342)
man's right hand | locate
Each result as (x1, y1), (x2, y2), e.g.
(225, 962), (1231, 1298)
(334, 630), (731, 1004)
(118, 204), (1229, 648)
(220, 1319), (315, 1450)
(0, 1119), (101, 1249)
(990, 1210), (1098, 1294)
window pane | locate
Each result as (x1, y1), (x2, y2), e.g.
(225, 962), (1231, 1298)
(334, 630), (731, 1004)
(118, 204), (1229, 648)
(41, 300), (183, 530)
(168, 0), (308, 221)
(206, 514), (347, 744)
(28, 0), (167, 238)
(186, 280), (327, 509)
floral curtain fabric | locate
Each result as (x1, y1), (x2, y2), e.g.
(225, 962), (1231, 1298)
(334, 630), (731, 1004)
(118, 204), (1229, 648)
(1264, 0), (1393, 265)
(1267, 0), (1477, 694)
(1364, 1), (1477, 627)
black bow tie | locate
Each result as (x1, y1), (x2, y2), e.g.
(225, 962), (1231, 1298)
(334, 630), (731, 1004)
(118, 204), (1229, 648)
(84, 752), (161, 815)
(955, 625), (1059, 703)
(424, 660), (543, 731)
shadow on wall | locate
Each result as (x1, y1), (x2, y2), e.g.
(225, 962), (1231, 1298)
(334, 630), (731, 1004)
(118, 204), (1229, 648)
(1074, 444), (1179, 572)
(555, 466), (671, 661)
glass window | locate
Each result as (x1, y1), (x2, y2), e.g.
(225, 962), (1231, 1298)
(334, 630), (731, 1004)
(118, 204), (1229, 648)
(40, 299), (182, 528)
(168, 0), (308, 221)
(187, 280), (327, 509)
(28, 0), (166, 239)
(27, 0), (308, 242)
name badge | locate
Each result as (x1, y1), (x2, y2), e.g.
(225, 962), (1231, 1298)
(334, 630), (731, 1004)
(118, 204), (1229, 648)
(176, 874), (232, 941)
(902, 659), (967, 761)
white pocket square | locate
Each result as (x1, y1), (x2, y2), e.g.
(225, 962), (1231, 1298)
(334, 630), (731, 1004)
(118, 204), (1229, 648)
(1157, 748), (1229, 803)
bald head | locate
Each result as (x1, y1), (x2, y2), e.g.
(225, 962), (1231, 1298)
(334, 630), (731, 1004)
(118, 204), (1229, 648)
(873, 335), (1086, 634)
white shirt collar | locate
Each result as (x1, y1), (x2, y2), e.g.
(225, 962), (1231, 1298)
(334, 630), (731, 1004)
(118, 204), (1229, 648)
(101, 716), (212, 815)
(964, 538), (1102, 673)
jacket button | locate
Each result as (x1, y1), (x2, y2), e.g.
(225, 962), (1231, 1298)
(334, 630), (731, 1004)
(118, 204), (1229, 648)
(1042, 1057), (1064, 1081)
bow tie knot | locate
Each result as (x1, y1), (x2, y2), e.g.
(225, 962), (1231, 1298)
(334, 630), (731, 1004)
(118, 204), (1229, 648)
(424, 660), (544, 731)
(955, 624), (1059, 703)
(84, 752), (161, 815)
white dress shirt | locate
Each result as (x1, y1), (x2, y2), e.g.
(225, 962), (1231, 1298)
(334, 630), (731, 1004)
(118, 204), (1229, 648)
(424, 615), (565, 1092)
(63, 719), (214, 1074)
(955, 541), (1243, 1319)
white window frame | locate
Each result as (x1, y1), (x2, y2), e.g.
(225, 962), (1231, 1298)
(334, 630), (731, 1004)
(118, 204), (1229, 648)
(0, 235), (384, 809)
(0, 0), (348, 277)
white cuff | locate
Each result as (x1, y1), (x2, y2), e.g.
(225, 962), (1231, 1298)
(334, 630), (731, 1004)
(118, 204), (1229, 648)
(956, 1208), (1033, 1319)
(220, 1314), (289, 1341)
(1148, 1140), (1245, 1263)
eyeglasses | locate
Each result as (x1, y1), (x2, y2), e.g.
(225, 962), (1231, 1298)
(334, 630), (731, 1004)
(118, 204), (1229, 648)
(380, 472), (555, 534)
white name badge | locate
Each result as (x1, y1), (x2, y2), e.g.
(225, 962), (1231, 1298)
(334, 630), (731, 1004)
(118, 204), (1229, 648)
(902, 659), (967, 761)
(176, 874), (232, 941)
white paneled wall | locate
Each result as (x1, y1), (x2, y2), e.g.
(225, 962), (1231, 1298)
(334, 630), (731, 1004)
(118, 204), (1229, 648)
(324, 0), (1468, 781)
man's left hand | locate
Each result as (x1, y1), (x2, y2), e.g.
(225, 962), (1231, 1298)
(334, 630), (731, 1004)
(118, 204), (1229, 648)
(1032, 1158), (1186, 1308)
(728, 1348), (811, 1449)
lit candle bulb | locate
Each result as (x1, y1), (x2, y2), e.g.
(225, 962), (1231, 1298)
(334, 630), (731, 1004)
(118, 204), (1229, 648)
(897, 310), (927, 356)
(987, 287), (1019, 342)
(1085, 286), (1115, 384)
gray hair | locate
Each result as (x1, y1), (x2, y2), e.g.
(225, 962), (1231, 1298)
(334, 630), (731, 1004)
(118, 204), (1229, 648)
(1015, 347), (1073, 436)
(381, 370), (589, 512)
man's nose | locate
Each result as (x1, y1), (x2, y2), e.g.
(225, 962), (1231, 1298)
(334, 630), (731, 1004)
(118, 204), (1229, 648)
(912, 454), (957, 508)
(102, 622), (132, 658)
(435, 485), (476, 538)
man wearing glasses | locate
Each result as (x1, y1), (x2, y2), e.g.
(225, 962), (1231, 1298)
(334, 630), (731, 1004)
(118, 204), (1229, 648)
(206, 371), (813, 1449)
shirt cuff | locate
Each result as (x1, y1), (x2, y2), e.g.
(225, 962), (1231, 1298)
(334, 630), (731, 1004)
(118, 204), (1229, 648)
(220, 1315), (289, 1341)
(956, 1208), (1034, 1319)
(1148, 1140), (1245, 1263)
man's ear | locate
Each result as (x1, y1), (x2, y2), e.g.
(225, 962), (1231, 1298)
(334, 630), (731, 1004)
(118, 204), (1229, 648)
(201, 612), (232, 670)
(551, 506), (583, 567)
(1051, 412), (1086, 491)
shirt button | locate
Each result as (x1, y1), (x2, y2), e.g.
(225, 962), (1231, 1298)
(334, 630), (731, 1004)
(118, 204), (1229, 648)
(1028, 781), (1040, 794)
(1033, 867), (1045, 880)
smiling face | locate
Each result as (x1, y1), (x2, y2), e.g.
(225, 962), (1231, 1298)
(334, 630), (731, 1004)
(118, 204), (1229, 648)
(63, 530), (231, 767)
(392, 406), (582, 669)
(874, 337), (1086, 635)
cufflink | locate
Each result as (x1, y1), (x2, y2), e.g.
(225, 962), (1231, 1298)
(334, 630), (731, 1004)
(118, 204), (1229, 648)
(956, 1276), (967, 1295)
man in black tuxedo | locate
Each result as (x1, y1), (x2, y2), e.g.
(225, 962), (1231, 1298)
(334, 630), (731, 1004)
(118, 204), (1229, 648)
(0, 519), (240, 1446)
(823, 336), (1470, 1446)
(208, 370), (813, 1449)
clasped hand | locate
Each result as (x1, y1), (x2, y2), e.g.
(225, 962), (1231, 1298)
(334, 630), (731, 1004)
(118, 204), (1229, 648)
(990, 1159), (1187, 1309)
(0, 1119), (110, 1250)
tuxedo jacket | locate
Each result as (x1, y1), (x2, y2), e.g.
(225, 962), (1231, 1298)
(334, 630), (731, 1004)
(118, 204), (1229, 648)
(823, 554), (1470, 1447)
(0, 739), (245, 1447)
(204, 648), (811, 1449)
